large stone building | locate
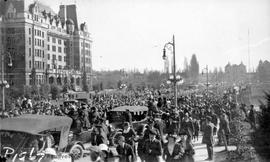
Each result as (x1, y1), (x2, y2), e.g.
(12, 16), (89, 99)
(0, 0), (92, 91)
(224, 62), (247, 84)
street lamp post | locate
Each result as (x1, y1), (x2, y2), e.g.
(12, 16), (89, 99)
(163, 35), (181, 108)
(1, 52), (12, 116)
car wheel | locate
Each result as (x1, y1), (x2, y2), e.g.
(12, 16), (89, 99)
(69, 144), (83, 160)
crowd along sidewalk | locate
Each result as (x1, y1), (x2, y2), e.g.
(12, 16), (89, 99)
(77, 135), (236, 162)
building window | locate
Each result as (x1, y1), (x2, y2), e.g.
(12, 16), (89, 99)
(29, 28), (31, 35)
(29, 60), (31, 68)
(35, 39), (37, 46)
(53, 54), (56, 60)
(42, 32), (44, 38)
(52, 37), (56, 43)
(42, 40), (44, 47)
(47, 45), (50, 51)
(58, 47), (62, 53)
(52, 46), (56, 52)
(58, 55), (62, 61)
(43, 62), (45, 69)
(64, 56), (66, 62)
(48, 54), (50, 60)
(42, 50), (44, 58)
(47, 36), (50, 42)
(47, 64), (50, 69)
(29, 48), (31, 57)
(58, 65), (62, 69)
(29, 37), (31, 45)
(34, 29), (36, 35)
(58, 39), (61, 45)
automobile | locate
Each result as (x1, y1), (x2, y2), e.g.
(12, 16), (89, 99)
(0, 114), (86, 161)
(107, 106), (149, 146)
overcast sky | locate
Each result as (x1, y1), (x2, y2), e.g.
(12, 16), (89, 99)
(42, 0), (270, 72)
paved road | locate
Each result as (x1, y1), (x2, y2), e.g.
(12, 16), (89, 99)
(76, 135), (236, 162)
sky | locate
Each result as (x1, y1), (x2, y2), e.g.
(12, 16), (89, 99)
(41, 0), (270, 72)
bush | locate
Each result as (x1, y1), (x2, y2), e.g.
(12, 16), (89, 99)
(252, 92), (270, 159)
(227, 106), (256, 161)
(51, 84), (60, 100)
(40, 84), (50, 99)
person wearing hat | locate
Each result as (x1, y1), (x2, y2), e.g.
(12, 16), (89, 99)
(166, 116), (178, 135)
(144, 129), (162, 162)
(144, 119), (161, 141)
(116, 135), (135, 162)
(91, 121), (108, 146)
(163, 134), (184, 162)
(40, 148), (57, 162)
(181, 113), (194, 143)
(202, 116), (215, 161)
(122, 122), (136, 152)
(136, 126), (147, 162)
(178, 131), (195, 162)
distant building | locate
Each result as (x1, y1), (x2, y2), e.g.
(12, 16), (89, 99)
(0, 0), (93, 90)
(224, 62), (247, 84)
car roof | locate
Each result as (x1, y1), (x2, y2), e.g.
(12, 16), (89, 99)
(0, 114), (72, 135)
(110, 106), (148, 112)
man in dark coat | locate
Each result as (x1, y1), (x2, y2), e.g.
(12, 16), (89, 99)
(181, 113), (194, 142)
(116, 135), (135, 162)
(144, 129), (162, 162)
(218, 113), (231, 149)
(202, 116), (215, 161)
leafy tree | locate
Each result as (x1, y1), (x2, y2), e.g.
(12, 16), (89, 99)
(31, 85), (40, 97)
(256, 60), (270, 82)
(181, 57), (190, 79)
(117, 80), (122, 89)
(128, 83), (133, 90)
(40, 84), (50, 99)
(50, 84), (60, 100)
(23, 85), (32, 98)
(189, 54), (199, 83)
(100, 82), (104, 90)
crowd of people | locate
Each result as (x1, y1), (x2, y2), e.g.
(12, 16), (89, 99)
(0, 87), (257, 162)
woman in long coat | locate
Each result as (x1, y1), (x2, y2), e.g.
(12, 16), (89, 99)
(163, 134), (185, 162)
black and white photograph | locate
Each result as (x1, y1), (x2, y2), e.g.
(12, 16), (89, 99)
(0, 0), (270, 161)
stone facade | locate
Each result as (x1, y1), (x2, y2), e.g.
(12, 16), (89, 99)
(0, 0), (93, 90)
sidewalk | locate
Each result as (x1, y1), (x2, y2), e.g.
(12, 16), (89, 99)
(193, 135), (236, 162)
